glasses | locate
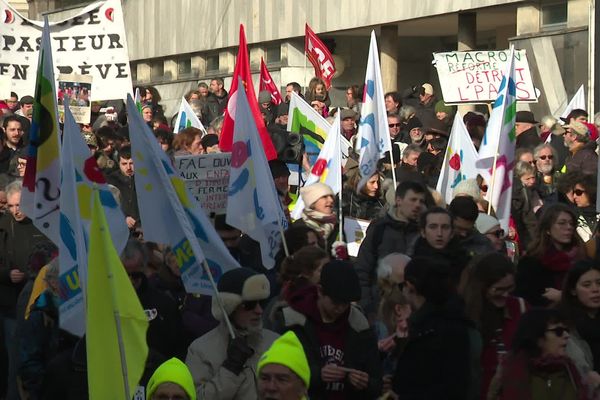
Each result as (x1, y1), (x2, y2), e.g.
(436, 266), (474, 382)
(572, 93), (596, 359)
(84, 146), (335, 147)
(17, 162), (26, 167)
(241, 300), (266, 311)
(490, 284), (515, 295)
(574, 189), (586, 196)
(388, 123), (401, 128)
(538, 155), (553, 160)
(546, 327), (570, 337)
(487, 229), (505, 238)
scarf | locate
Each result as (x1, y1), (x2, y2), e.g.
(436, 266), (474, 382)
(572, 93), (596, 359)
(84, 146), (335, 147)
(301, 208), (337, 240)
(540, 245), (580, 288)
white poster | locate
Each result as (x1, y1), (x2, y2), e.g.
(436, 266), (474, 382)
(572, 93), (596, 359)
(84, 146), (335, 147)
(57, 73), (93, 124)
(0, 0), (132, 100)
(433, 49), (537, 103)
(344, 217), (371, 257)
(175, 153), (231, 216)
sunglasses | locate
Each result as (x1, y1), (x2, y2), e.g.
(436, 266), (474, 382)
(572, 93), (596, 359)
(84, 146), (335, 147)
(479, 184), (488, 192)
(388, 123), (401, 128)
(487, 229), (505, 238)
(573, 189), (586, 196)
(546, 326), (569, 337)
(538, 155), (553, 160)
(241, 300), (267, 311)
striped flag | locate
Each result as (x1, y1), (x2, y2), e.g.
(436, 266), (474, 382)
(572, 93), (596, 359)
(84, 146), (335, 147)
(355, 31), (391, 191)
(21, 17), (61, 244)
(477, 47), (517, 230)
(173, 96), (207, 134)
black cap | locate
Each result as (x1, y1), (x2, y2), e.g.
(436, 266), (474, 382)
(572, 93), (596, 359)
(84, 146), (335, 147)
(405, 117), (423, 132)
(320, 261), (361, 303)
(276, 102), (290, 117)
(516, 110), (538, 124)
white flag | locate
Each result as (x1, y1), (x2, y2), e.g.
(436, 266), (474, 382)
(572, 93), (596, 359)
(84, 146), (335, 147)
(58, 103), (129, 336)
(127, 96), (239, 294)
(436, 113), (480, 205)
(291, 114), (342, 220)
(227, 77), (288, 269)
(355, 31), (391, 191)
(560, 84), (586, 120)
(174, 96), (207, 134)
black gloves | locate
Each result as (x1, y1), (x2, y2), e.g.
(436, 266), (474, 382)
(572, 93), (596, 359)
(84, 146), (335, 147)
(223, 337), (255, 375)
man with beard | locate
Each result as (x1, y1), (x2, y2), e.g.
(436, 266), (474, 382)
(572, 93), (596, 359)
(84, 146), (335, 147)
(186, 268), (278, 400)
(533, 143), (560, 204)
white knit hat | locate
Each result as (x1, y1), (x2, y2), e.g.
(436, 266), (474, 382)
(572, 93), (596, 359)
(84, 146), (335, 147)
(300, 182), (334, 209)
(475, 213), (500, 234)
(453, 178), (481, 201)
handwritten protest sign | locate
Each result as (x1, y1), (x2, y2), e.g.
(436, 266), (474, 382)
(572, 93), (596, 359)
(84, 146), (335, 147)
(344, 217), (371, 257)
(0, 0), (132, 100)
(175, 153), (231, 215)
(433, 50), (537, 103)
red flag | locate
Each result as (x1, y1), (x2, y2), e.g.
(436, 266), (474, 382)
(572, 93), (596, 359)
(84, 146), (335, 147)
(259, 58), (283, 105)
(304, 23), (336, 89)
(220, 25), (277, 160)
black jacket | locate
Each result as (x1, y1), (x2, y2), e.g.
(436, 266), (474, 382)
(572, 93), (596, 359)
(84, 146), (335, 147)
(511, 179), (539, 249)
(106, 170), (140, 224)
(341, 190), (384, 221)
(515, 127), (541, 150)
(410, 237), (470, 284)
(393, 297), (479, 400)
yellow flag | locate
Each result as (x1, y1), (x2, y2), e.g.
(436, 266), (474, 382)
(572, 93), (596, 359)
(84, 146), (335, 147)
(86, 189), (149, 399)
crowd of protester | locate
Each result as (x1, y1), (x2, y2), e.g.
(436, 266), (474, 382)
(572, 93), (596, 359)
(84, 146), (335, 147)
(0, 76), (599, 400)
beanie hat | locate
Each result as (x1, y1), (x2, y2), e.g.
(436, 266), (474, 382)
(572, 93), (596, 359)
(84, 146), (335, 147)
(434, 100), (453, 116)
(422, 83), (434, 95)
(453, 178), (481, 200)
(320, 260), (361, 303)
(300, 182), (334, 209)
(258, 90), (272, 104)
(212, 268), (270, 320)
(146, 358), (196, 400)
(257, 331), (310, 388)
(405, 117), (423, 132)
(475, 213), (500, 235)
(81, 132), (97, 147)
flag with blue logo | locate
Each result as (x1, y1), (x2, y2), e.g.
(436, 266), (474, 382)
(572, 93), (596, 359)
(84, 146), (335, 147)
(127, 96), (239, 293)
(355, 31), (391, 191)
(59, 103), (129, 336)
(477, 47), (517, 230)
(227, 77), (288, 269)
(174, 96), (207, 134)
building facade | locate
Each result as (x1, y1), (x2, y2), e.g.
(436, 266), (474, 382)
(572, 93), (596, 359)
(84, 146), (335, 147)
(29, 0), (596, 119)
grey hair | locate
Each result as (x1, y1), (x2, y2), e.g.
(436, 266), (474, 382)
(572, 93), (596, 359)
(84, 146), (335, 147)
(398, 105), (416, 122)
(539, 115), (558, 130)
(402, 143), (424, 161)
(533, 143), (558, 164)
(5, 180), (22, 198)
(377, 253), (411, 280)
(514, 160), (536, 178)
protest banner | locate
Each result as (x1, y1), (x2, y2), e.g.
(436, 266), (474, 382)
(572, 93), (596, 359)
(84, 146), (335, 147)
(175, 153), (231, 215)
(0, 0), (132, 100)
(344, 217), (371, 257)
(433, 49), (537, 103)
(57, 74), (93, 123)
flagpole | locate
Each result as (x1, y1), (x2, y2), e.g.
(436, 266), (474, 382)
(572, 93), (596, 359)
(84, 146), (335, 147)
(389, 143), (398, 190)
(338, 186), (343, 240)
(277, 219), (290, 257)
(202, 259), (236, 339)
(303, 50), (308, 96)
(486, 99), (499, 215)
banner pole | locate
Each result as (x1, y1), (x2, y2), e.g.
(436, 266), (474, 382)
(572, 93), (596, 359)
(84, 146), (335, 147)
(202, 259), (236, 339)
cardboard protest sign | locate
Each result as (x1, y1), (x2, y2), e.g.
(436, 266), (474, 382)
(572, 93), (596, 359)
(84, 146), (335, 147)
(344, 217), (371, 257)
(433, 50), (537, 103)
(0, 0), (132, 100)
(175, 153), (231, 215)
(58, 74), (92, 124)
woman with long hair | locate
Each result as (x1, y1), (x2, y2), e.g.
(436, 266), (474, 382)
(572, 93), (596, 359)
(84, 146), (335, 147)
(341, 169), (384, 221)
(571, 174), (599, 243)
(462, 253), (528, 398)
(515, 204), (585, 307)
(172, 127), (203, 155)
(489, 308), (590, 399)
(557, 260), (600, 390)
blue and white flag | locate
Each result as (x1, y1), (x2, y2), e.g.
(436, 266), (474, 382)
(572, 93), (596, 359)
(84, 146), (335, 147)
(227, 77), (288, 269)
(59, 103), (129, 336)
(355, 30), (392, 191)
(127, 96), (239, 293)
(174, 96), (207, 134)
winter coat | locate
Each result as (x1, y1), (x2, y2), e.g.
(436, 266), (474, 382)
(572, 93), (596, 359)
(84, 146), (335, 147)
(565, 141), (598, 176)
(206, 90), (229, 120)
(186, 322), (278, 400)
(511, 179), (540, 249)
(341, 189), (384, 221)
(457, 230), (497, 259)
(575, 206), (599, 243)
(410, 236), (470, 283)
(393, 296), (480, 400)
(106, 169), (140, 224)
(354, 207), (420, 316)
(516, 127), (541, 150)
(280, 286), (382, 400)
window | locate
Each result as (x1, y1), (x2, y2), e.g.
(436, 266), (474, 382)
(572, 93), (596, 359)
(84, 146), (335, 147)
(265, 45), (281, 64)
(151, 61), (164, 80)
(130, 62), (137, 82)
(178, 58), (192, 77)
(541, 2), (567, 29)
(206, 54), (219, 72)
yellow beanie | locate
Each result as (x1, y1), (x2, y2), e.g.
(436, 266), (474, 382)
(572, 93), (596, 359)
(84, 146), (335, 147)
(146, 358), (196, 400)
(257, 331), (310, 388)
